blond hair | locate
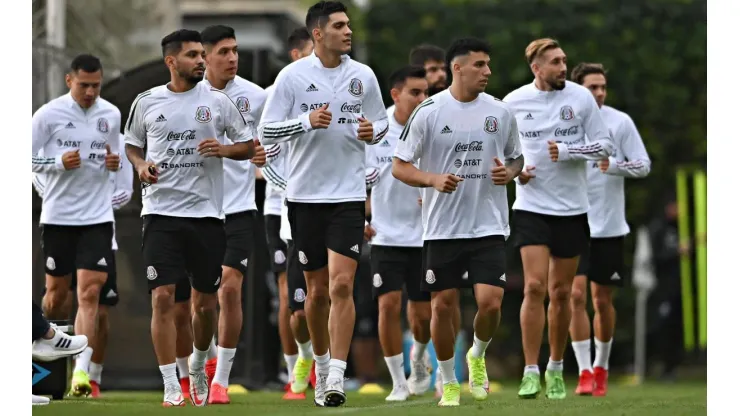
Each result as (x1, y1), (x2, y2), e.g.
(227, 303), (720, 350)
(525, 38), (560, 64)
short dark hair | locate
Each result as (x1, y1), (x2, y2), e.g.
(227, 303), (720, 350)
(389, 65), (427, 90)
(409, 44), (445, 66)
(571, 62), (607, 85)
(70, 54), (102, 73)
(445, 38), (491, 69)
(161, 29), (202, 58)
(305, 1), (348, 32)
(201, 25), (236, 47)
(288, 27), (312, 51)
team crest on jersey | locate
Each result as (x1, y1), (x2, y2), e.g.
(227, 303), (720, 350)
(235, 97), (250, 113)
(484, 116), (499, 134)
(560, 105), (575, 121)
(348, 78), (363, 97)
(97, 118), (109, 133)
(195, 106), (212, 123)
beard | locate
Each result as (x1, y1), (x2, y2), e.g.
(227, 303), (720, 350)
(428, 83), (448, 96)
(548, 77), (566, 91)
(177, 67), (204, 86)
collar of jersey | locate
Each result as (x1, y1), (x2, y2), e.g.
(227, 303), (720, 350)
(65, 92), (98, 112)
(308, 52), (349, 69)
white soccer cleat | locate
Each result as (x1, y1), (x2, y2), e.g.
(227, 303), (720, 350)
(32, 324), (88, 362)
(188, 360), (209, 407)
(32, 394), (50, 406)
(434, 367), (444, 398)
(323, 378), (346, 407)
(162, 383), (185, 407)
(407, 348), (432, 396)
(385, 384), (410, 401)
(314, 372), (328, 407)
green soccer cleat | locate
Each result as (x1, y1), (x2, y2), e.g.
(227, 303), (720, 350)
(466, 348), (489, 401)
(70, 369), (92, 397)
(545, 369), (566, 400)
(290, 357), (314, 394)
(438, 382), (461, 407)
(518, 372), (541, 399)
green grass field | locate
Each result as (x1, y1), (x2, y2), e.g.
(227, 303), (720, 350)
(33, 382), (706, 415)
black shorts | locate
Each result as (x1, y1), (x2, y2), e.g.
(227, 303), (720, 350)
(265, 214), (288, 274)
(174, 277), (191, 303)
(223, 210), (256, 277)
(142, 215), (226, 295)
(286, 240), (308, 312)
(40, 222), (114, 277)
(576, 236), (626, 287)
(41, 252), (119, 306)
(511, 210), (590, 259)
(370, 245), (430, 302)
(422, 235), (507, 292)
(286, 201), (365, 271)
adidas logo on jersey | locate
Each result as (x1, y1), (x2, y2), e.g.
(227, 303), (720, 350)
(155, 114), (167, 122)
(500, 274), (506, 282)
(97, 258), (107, 267)
(65, 122), (75, 129)
(380, 140), (391, 147)
(524, 113), (534, 120)
(350, 244), (359, 253)
(440, 125), (452, 134)
(306, 84), (319, 92)
(241, 258), (249, 267)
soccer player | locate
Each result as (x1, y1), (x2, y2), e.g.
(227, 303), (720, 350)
(199, 24), (268, 405)
(409, 44), (448, 96)
(393, 38), (524, 406)
(33, 132), (133, 398)
(363, 65), (432, 401)
(258, 1), (388, 407)
(260, 27), (314, 398)
(124, 29), (256, 407)
(503, 38), (615, 400)
(31, 53), (122, 397)
(568, 62), (651, 396)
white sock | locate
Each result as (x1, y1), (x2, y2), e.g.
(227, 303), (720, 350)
(571, 340), (593, 373)
(384, 354), (406, 387)
(470, 333), (491, 358)
(297, 340), (313, 360)
(315, 350), (330, 375)
(547, 359), (564, 372)
(89, 362), (103, 384)
(207, 337), (218, 359)
(523, 365), (540, 376)
(327, 359), (347, 384)
(190, 346), (209, 371)
(285, 353), (298, 381)
(74, 347), (93, 374)
(412, 340), (427, 361)
(176, 357), (189, 380)
(159, 363), (178, 387)
(438, 357), (456, 384)
(212, 347), (236, 387)
(594, 338), (613, 370)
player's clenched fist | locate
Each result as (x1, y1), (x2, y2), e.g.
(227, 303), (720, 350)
(518, 165), (536, 185)
(357, 117), (374, 142)
(137, 162), (158, 184)
(104, 144), (120, 172)
(251, 139), (267, 167)
(548, 140), (560, 162)
(62, 149), (81, 170)
(432, 173), (463, 193)
(309, 103), (332, 129)
(490, 157), (514, 185)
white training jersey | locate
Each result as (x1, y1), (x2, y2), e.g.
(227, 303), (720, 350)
(258, 52), (389, 203)
(280, 196), (292, 243)
(33, 133), (134, 250)
(124, 82), (254, 219)
(259, 142), (291, 241)
(587, 105), (651, 238)
(394, 90), (522, 240)
(32, 93), (122, 225)
(262, 83), (286, 216)
(365, 107), (423, 247)
(202, 76), (267, 215)
(504, 80), (615, 216)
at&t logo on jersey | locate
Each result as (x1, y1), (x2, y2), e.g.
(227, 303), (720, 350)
(300, 102), (329, 113)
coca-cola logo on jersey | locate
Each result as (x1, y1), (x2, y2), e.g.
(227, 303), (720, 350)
(341, 102), (362, 113)
(554, 126), (579, 137)
(167, 130), (197, 141)
(90, 140), (106, 150)
(454, 141), (483, 152)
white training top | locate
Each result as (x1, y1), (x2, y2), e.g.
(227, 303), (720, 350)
(587, 105), (651, 238)
(124, 82), (254, 219)
(32, 93), (122, 225)
(258, 52), (389, 203)
(262, 83), (286, 216)
(365, 107), (423, 247)
(504, 80), (615, 216)
(202, 76), (267, 215)
(394, 90), (523, 240)
(260, 142), (291, 241)
(33, 133), (134, 250)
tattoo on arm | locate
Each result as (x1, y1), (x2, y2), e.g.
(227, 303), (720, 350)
(506, 155), (525, 176)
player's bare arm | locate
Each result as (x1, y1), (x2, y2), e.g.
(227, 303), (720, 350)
(392, 157), (462, 193)
(197, 138), (254, 160)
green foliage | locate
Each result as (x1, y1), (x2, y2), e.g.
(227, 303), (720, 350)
(365, 0), (707, 225)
